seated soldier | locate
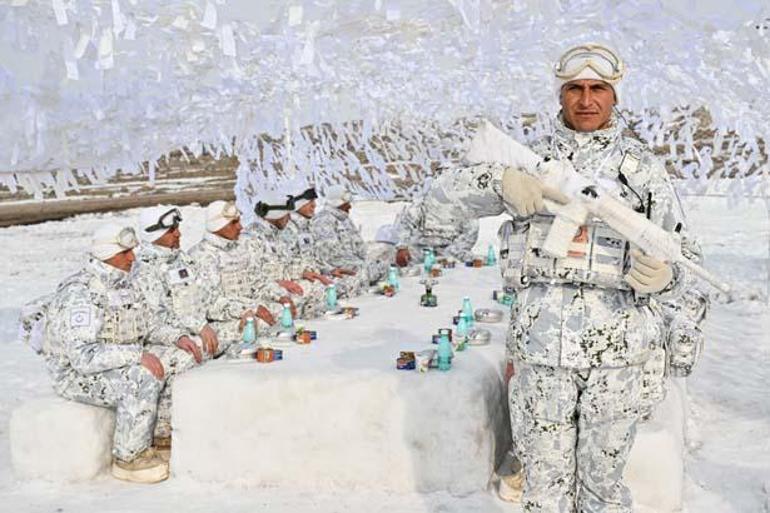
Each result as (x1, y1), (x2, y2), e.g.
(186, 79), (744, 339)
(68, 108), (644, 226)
(310, 185), (381, 287)
(188, 201), (279, 346)
(285, 186), (360, 298)
(366, 223), (399, 284)
(393, 170), (480, 267)
(242, 189), (328, 318)
(41, 223), (198, 483)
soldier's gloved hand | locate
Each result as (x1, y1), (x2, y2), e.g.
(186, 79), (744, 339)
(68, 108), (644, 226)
(624, 248), (674, 294)
(255, 305), (276, 326)
(140, 352), (165, 380)
(502, 167), (569, 216)
(395, 248), (411, 267)
(199, 324), (219, 356)
(277, 279), (304, 296)
(176, 335), (203, 364)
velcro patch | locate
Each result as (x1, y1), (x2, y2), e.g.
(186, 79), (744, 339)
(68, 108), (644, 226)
(69, 307), (92, 328)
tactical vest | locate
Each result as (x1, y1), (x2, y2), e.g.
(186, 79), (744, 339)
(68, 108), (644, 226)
(98, 288), (150, 344)
(498, 215), (631, 291)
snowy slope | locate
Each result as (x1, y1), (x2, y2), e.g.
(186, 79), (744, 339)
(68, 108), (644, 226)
(0, 197), (768, 512)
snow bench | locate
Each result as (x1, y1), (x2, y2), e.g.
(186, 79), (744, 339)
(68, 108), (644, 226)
(8, 267), (686, 512)
(10, 395), (115, 481)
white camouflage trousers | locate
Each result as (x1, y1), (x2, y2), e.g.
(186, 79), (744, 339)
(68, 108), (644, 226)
(56, 364), (162, 462)
(509, 360), (644, 513)
(146, 345), (198, 439)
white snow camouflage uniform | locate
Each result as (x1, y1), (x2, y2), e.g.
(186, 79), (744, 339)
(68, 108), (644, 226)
(452, 115), (704, 513)
(241, 217), (326, 318)
(42, 258), (189, 460)
(131, 243), (215, 436)
(310, 206), (384, 285)
(394, 173), (480, 262)
(188, 233), (275, 344)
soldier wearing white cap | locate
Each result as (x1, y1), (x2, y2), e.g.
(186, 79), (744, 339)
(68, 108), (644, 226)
(132, 206), (226, 446)
(188, 201), (278, 345)
(241, 190), (327, 318)
(39, 223), (197, 483)
(310, 185), (381, 288)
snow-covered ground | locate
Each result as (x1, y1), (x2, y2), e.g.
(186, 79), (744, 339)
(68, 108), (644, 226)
(0, 197), (768, 512)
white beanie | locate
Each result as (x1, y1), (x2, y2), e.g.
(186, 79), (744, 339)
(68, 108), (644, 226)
(324, 184), (352, 207)
(138, 206), (171, 243)
(206, 200), (240, 233)
(374, 224), (398, 245)
(255, 190), (292, 220)
(554, 43), (625, 103)
(91, 223), (138, 261)
(291, 187), (317, 211)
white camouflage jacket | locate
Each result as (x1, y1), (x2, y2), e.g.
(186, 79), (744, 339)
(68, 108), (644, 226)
(452, 115), (705, 369)
(309, 207), (367, 273)
(241, 217), (309, 283)
(394, 183), (480, 261)
(43, 258), (183, 389)
(132, 243), (210, 335)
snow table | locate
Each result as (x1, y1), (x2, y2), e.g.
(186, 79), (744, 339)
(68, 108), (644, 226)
(172, 266), (512, 494)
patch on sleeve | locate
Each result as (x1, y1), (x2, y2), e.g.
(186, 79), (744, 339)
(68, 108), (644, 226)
(69, 307), (92, 328)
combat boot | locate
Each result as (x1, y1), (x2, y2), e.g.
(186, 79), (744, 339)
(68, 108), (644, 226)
(111, 447), (169, 484)
(498, 469), (524, 502)
(153, 436), (172, 462)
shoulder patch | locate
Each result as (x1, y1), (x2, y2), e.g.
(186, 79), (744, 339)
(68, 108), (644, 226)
(69, 306), (92, 328)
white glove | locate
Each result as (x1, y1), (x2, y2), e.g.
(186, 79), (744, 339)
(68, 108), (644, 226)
(624, 248), (674, 294)
(502, 167), (569, 216)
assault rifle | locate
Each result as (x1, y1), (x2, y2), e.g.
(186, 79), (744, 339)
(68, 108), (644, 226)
(466, 120), (733, 298)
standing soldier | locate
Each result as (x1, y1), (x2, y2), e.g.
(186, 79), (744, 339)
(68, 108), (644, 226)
(447, 43), (706, 512)
(41, 223), (198, 483)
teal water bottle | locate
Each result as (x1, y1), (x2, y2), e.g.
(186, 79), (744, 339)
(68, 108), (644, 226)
(437, 333), (452, 371)
(326, 284), (338, 310)
(462, 296), (475, 329)
(280, 303), (294, 330)
(456, 315), (469, 351)
(486, 244), (497, 266)
(242, 317), (256, 344)
(387, 266), (400, 291)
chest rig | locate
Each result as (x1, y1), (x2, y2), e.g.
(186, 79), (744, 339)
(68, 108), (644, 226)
(498, 151), (643, 291)
(97, 287), (150, 344)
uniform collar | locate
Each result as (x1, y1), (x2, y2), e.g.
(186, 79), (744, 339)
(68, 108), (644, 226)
(86, 258), (131, 288)
(553, 112), (622, 151)
(204, 232), (239, 250)
(137, 242), (178, 263)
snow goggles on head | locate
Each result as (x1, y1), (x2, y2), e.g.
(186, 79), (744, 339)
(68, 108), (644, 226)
(116, 227), (139, 250)
(554, 43), (625, 84)
(254, 200), (291, 218)
(143, 208), (182, 233)
(287, 187), (317, 209)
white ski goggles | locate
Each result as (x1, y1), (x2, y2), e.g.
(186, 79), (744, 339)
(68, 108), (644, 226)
(554, 44), (625, 84)
(144, 208), (182, 233)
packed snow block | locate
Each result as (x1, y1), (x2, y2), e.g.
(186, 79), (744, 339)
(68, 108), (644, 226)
(173, 266), (512, 494)
(626, 379), (686, 512)
(10, 395), (115, 481)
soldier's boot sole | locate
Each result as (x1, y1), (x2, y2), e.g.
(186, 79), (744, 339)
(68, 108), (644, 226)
(155, 448), (171, 462)
(497, 470), (524, 503)
(111, 461), (169, 484)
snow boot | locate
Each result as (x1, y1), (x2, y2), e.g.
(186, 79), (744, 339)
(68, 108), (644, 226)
(111, 448), (169, 484)
(498, 469), (524, 502)
(153, 436), (172, 462)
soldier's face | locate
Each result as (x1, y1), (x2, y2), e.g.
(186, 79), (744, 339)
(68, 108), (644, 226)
(268, 213), (291, 230)
(216, 219), (242, 241)
(297, 200), (316, 218)
(560, 79), (615, 132)
(154, 226), (181, 249)
(105, 249), (135, 272)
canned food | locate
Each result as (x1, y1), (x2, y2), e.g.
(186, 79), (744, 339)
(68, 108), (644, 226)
(256, 347), (275, 363)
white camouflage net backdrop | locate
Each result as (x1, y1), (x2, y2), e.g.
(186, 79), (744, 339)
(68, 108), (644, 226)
(0, 0), (768, 214)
